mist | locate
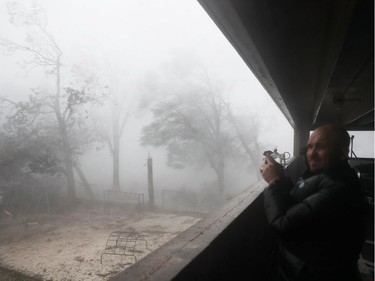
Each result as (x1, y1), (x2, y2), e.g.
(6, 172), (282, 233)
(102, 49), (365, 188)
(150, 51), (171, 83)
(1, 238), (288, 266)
(0, 0), (293, 212)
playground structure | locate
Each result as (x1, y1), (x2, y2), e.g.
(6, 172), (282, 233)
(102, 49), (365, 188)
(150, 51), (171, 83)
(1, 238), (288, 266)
(101, 231), (149, 264)
(103, 190), (145, 213)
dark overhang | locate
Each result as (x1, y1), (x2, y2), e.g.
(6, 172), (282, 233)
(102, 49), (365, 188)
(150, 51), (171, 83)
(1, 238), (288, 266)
(197, 0), (374, 131)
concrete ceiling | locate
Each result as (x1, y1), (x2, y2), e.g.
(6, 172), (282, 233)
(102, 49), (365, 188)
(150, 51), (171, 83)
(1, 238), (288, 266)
(197, 0), (374, 131)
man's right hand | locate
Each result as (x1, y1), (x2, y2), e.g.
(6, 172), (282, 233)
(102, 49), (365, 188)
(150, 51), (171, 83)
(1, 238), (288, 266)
(260, 155), (284, 184)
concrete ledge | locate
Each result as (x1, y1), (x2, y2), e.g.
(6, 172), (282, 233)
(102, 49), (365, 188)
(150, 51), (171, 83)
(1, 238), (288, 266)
(110, 180), (276, 281)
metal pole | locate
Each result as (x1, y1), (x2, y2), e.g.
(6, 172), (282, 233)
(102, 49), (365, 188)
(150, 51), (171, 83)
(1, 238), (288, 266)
(350, 135), (357, 158)
(147, 156), (155, 209)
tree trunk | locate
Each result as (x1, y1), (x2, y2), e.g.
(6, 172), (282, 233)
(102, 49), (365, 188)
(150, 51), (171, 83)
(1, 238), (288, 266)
(74, 163), (96, 199)
(55, 56), (76, 202)
(60, 121), (76, 201)
(112, 138), (120, 191)
(112, 107), (120, 191)
(213, 156), (225, 203)
(217, 161), (225, 197)
(226, 106), (262, 180)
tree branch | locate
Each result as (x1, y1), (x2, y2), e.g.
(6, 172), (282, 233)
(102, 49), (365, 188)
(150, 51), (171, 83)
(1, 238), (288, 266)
(0, 96), (18, 106)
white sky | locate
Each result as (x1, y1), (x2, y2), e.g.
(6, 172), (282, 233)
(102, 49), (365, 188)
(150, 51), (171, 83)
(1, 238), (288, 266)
(0, 0), (293, 145)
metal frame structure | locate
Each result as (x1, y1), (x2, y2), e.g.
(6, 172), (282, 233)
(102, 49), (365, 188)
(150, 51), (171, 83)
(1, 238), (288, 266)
(101, 231), (148, 264)
(103, 190), (145, 213)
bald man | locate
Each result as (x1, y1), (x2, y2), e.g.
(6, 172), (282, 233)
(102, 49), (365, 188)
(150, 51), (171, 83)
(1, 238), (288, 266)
(260, 124), (366, 281)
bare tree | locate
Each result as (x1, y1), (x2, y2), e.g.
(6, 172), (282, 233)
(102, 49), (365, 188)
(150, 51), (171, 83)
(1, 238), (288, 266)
(0, 2), (100, 201)
(141, 90), (232, 196)
(91, 72), (135, 191)
(105, 82), (133, 191)
(224, 102), (263, 180)
(140, 51), (262, 197)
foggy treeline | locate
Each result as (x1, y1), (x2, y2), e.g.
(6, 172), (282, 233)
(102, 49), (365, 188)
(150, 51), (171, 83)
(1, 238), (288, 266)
(0, 1), (289, 215)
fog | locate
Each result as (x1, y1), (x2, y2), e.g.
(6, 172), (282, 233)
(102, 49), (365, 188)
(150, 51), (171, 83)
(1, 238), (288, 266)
(0, 0), (294, 212)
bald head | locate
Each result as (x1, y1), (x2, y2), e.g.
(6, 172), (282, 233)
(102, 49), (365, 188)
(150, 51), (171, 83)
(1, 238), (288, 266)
(306, 124), (350, 173)
(315, 124), (350, 149)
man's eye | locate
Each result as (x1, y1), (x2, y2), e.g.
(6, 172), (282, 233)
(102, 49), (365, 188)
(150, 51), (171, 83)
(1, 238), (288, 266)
(315, 144), (326, 150)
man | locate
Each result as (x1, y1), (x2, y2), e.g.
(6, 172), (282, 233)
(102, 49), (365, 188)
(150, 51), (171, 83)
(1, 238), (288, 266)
(260, 124), (366, 281)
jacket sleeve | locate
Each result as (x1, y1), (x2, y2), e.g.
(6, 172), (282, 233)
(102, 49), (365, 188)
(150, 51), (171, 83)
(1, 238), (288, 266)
(264, 175), (345, 238)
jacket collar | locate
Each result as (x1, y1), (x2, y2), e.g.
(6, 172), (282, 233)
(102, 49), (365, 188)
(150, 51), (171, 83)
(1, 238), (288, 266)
(301, 160), (350, 179)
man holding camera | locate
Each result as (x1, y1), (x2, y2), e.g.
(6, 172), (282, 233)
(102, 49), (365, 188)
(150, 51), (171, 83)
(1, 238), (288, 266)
(260, 124), (367, 281)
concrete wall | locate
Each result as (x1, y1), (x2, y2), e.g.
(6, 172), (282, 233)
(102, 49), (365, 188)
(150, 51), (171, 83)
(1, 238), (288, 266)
(110, 180), (279, 281)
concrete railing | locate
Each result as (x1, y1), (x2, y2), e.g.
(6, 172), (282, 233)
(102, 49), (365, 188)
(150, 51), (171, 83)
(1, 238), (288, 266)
(110, 180), (279, 281)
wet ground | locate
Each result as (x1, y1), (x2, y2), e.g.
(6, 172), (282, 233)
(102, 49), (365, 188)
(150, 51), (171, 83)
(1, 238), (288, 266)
(0, 202), (203, 281)
(0, 266), (41, 281)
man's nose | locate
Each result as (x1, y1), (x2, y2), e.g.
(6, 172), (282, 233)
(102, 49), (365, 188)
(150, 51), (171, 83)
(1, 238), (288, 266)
(308, 147), (317, 156)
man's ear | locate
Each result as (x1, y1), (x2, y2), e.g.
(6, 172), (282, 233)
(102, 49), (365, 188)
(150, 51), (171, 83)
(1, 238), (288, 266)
(340, 146), (349, 160)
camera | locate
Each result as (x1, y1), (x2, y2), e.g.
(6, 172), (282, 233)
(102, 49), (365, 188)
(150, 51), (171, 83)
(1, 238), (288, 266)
(263, 148), (291, 167)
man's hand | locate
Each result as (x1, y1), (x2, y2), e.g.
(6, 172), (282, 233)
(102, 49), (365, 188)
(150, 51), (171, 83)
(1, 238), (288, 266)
(260, 155), (284, 184)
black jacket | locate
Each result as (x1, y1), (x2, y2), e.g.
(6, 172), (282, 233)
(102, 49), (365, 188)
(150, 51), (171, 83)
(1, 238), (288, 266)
(264, 161), (366, 281)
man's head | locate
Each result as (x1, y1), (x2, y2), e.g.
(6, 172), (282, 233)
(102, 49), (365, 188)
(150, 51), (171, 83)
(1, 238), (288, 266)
(306, 124), (350, 173)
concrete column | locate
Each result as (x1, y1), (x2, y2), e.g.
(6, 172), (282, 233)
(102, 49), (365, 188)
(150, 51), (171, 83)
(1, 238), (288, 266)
(293, 128), (310, 156)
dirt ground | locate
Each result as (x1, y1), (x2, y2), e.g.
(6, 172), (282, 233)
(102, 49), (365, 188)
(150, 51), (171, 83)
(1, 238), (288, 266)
(0, 203), (203, 281)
